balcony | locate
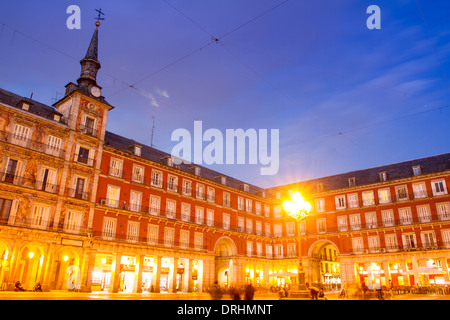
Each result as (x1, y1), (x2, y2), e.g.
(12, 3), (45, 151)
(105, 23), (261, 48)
(79, 124), (98, 137)
(0, 173), (58, 194)
(0, 130), (65, 158)
(74, 154), (94, 166)
(0, 216), (91, 236)
(67, 188), (90, 200)
(108, 166), (124, 178)
(350, 242), (450, 254)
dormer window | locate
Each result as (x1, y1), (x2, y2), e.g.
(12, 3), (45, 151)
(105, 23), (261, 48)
(162, 156), (173, 167)
(53, 114), (61, 122)
(316, 183), (324, 192)
(129, 144), (141, 156)
(191, 166), (201, 176)
(348, 177), (357, 187)
(379, 171), (388, 182)
(413, 166), (421, 176)
(216, 176), (226, 185)
(241, 184), (249, 192)
(21, 102), (30, 111)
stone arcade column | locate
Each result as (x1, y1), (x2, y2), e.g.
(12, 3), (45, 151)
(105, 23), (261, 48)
(154, 256), (162, 293)
(134, 254), (144, 293)
(172, 256), (178, 293)
(187, 258), (193, 292)
(109, 253), (122, 293)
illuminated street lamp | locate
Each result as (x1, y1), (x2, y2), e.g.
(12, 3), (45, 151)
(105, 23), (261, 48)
(283, 192), (311, 294)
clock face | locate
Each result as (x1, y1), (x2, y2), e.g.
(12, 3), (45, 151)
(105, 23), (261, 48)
(90, 86), (101, 97)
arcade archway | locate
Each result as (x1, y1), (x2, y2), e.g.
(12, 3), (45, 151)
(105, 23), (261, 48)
(214, 237), (237, 288)
(308, 240), (341, 290)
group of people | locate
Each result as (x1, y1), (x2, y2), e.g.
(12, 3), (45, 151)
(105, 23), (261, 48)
(339, 280), (393, 300)
(14, 280), (42, 292)
(209, 281), (256, 300)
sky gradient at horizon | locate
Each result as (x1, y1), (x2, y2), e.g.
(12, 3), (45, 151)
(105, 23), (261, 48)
(1, 0), (449, 188)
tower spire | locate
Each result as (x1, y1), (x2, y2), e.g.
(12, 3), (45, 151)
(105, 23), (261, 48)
(77, 12), (103, 89)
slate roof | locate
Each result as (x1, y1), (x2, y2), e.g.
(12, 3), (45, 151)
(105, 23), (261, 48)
(104, 130), (265, 195)
(0, 87), (63, 120)
(267, 152), (450, 194)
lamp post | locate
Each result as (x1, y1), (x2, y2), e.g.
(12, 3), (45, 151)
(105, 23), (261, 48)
(283, 192), (311, 296)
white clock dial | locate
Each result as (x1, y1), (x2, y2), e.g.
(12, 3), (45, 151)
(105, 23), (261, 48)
(90, 86), (101, 97)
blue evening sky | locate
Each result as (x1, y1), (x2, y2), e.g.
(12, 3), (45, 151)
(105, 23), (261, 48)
(1, 1), (449, 188)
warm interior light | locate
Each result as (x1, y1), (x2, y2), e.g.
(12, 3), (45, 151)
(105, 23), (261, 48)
(101, 257), (107, 264)
(63, 256), (69, 262)
(28, 252), (34, 259)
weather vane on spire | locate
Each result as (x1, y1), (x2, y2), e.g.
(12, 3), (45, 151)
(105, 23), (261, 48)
(94, 8), (105, 27)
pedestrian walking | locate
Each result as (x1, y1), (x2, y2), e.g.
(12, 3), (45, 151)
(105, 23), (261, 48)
(244, 282), (255, 300)
(209, 281), (223, 300)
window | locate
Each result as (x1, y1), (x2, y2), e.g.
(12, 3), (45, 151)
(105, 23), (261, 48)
(421, 231), (436, 248)
(237, 197), (244, 210)
(166, 199), (176, 219)
(256, 221), (262, 236)
(207, 209), (214, 226)
(245, 199), (252, 213)
(194, 233), (203, 250)
(0, 198), (13, 222)
(416, 205), (431, 223)
(300, 220), (306, 235)
(103, 217), (117, 240)
(385, 234), (398, 252)
(348, 177), (356, 187)
(246, 219), (253, 234)
(181, 203), (191, 222)
(236, 216), (244, 232)
(255, 202), (261, 215)
(379, 172), (388, 182)
(207, 187), (215, 202)
(264, 205), (270, 217)
(256, 243), (263, 257)
(317, 218), (326, 233)
(437, 202), (450, 221)
(382, 209), (394, 227)
(352, 237), (364, 254)
(164, 227), (175, 247)
(247, 241), (253, 257)
(395, 185), (409, 201)
(167, 175), (178, 192)
(287, 243), (296, 257)
(196, 184), (205, 200)
(109, 158), (122, 177)
(442, 230), (450, 248)
(73, 177), (86, 199)
(378, 188), (391, 204)
(337, 216), (348, 232)
(274, 244), (283, 258)
(413, 182), (427, 198)
(151, 170), (162, 187)
(30, 204), (49, 229)
(223, 192), (231, 207)
(46, 135), (62, 156)
(65, 210), (83, 234)
(149, 195), (160, 215)
(365, 212), (377, 229)
(402, 233), (416, 249)
(274, 223), (282, 237)
(431, 179), (447, 196)
(266, 245), (273, 258)
(180, 230), (189, 248)
(347, 194), (358, 208)
(273, 206), (281, 218)
(147, 224), (158, 245)
(76, 146), (91, 165)
(350, 214), (361, 230)
(127, 221), (140, 243)
(182, 180), (192, 196)
(106, 185), (120, 208)
(129, 190), (142, 212)
(83, 116), (96, 136)
(399, 207), (412, 225)
(132, 165), (144, 184)
(412, 166), (421, 176)
(286, 222), (295, 236)
(335, 195), (346, 210)
(316, 183), (324, 192)
(40, 168), (57, 193)
(12, 124), (30, 146)
(223, 213), (230, 230)
(4, 158), (20, 183)
(195, 207), (204, 225)
(265, 223), (271, 237)
(315, 198), (325, 212)
(362, 191), (375, 206)
(368, 236), (380, 253)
